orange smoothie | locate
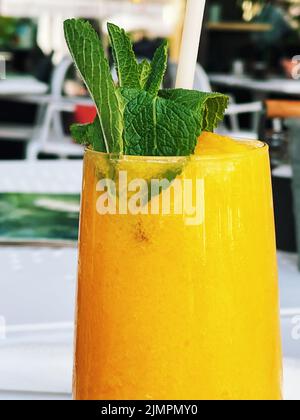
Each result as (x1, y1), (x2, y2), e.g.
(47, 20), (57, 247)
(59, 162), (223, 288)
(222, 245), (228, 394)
(74, 133), (282, 400)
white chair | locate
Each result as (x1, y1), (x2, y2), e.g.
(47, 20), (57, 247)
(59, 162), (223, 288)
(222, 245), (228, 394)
(26, 57), (89, 160)
(0, 57), (90, 160)
(194, 64), (263, 140)
(0, 78), (48, 143)
(168, 62), (262, 140)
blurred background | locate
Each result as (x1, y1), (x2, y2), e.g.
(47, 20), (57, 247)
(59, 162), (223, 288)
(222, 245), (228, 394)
(0, 0), (300, 400)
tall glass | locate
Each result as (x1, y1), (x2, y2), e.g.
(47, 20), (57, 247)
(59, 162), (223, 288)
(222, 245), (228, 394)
(74, 140), (282, 400)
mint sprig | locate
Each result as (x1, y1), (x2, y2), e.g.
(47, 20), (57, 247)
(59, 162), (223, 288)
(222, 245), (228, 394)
(64, 19), (229, 157)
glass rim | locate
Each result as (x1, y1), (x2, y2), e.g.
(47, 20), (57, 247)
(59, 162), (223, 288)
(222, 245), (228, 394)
(84, 139), (268, 163)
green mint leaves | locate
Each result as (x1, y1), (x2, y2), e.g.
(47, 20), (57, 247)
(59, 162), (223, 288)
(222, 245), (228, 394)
(64, 19), (229, 156)
(121, 89), (201, 156)
(64, 19), (123, 153)
(159, 89), (229, 132)
(138, 60), (151, 89)
(107, 23), (140, 89)
(70, 119), (106, 152)
(144, 41), (168, 96)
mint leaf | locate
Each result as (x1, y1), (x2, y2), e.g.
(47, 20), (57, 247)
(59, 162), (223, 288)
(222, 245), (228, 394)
(122, 89), (200, 156)
(144, 41), (168, 96)
(159, 89), (229, 132)
(71, 118), (106, 152)
(107, 23), (140, 89)
(64, 19), (123, 153)
(138, 59), (151, 88)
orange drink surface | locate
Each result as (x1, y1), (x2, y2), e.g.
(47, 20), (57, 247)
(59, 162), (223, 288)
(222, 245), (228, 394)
(74, 133), (282, 400)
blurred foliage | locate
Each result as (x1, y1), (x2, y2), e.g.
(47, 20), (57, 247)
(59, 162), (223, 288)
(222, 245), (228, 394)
(0, 193), (80, 241)
(0, 17), (18, 47)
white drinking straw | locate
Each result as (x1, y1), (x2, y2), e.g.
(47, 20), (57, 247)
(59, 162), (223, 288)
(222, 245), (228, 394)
(175, 0), (206, 89)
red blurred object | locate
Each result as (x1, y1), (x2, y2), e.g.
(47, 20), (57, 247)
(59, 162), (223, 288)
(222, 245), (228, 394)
(75, 105), (97, 124)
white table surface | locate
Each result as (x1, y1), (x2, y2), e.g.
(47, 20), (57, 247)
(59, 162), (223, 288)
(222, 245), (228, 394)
(0, 160), (299, 400)
(0, 160), (83, 193)
(209, 74), (300, 96)
(0, 76), (48, 97)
